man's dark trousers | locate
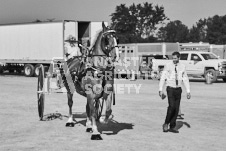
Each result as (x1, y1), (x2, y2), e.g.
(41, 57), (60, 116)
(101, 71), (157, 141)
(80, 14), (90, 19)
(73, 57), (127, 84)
(165, 86), (182, 128)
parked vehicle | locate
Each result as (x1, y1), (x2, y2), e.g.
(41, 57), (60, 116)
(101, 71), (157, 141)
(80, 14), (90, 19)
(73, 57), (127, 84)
(0, 62), (3, 73)
(139, 54), (171, 75)
(151, 57), (171, 79)
(0, 20), (106, 76)
(116, 43), (179, 78)
(180, 51), (226, 82)
(151, 51), (226, 82)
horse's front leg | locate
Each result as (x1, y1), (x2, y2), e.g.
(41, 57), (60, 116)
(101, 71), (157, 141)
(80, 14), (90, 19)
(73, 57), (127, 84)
(99, 92), (113, 124)
(87, 95), (102, 140)
(66, 92), (75, 127)
(86, 101), (92, 132)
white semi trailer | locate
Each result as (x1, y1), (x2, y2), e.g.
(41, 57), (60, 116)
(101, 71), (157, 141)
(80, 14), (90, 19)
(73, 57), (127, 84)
(0, 20), (106, 76)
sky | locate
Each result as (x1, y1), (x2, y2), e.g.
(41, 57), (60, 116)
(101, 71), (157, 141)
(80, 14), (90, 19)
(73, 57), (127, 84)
(0, 0), (226, 28)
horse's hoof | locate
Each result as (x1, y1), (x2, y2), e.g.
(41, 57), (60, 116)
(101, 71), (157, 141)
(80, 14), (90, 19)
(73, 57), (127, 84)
(99, 119), (108, 124)
(91, 134), (102, 140)
(99, 117), (105, 124)
(65, 122), (75, 127)
(86, 128), (93, 133)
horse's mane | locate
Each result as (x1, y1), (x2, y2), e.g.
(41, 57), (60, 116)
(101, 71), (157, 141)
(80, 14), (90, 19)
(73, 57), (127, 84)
(90, 29), (103, 50)
(89, 27), (115, 56)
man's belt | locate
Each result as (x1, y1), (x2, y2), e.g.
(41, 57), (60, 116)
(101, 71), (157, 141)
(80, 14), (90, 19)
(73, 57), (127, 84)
(167, 86), (181, 89)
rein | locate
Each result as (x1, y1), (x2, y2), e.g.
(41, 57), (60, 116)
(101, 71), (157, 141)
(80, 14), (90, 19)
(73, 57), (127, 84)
(87, 55), (114, 72)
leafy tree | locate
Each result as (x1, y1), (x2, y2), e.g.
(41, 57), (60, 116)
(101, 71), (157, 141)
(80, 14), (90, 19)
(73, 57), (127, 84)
(110, 2), (167, 43)
(158, 20), (189, 42)
(206, 15), (226, 44)
(111, 4), (131, 34)
(188, 19), (208, 42)
(188, 15), (226, 44)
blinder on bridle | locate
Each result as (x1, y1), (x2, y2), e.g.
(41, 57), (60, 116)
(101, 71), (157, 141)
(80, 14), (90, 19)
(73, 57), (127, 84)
(101, 30), (119, 56)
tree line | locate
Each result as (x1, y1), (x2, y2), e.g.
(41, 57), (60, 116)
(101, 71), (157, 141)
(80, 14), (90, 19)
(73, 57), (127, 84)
(110, 2), (226, 44)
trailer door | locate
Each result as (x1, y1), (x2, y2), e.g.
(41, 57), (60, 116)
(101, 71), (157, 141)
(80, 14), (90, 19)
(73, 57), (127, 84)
(63, 21), (78, 58)
(64, 20), (77, 40)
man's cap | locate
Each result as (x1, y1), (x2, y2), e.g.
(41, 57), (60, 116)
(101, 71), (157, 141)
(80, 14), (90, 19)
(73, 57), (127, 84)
(65, 35), (77, 43)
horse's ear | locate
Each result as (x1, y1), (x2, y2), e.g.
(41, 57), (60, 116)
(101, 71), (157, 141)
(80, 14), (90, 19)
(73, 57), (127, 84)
(102, 21), (107, 31)
(111, 23), (117, 30)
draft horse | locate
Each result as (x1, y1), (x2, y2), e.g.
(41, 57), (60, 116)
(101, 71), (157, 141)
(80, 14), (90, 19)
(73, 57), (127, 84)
(61, 22), (119, 140)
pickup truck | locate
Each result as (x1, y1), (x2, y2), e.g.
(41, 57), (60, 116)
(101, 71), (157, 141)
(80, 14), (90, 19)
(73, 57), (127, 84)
(139, 54), (167, 75)
(151, 51), (226, 82)
(139, 54), (172, 73)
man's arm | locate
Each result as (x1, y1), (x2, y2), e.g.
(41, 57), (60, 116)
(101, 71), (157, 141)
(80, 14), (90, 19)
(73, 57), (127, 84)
(159, 64), (168, 97)
(182, 67), (191, 99)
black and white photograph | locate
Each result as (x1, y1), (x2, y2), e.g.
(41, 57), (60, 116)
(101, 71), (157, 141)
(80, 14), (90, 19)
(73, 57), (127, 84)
(0, 0), (226, 150)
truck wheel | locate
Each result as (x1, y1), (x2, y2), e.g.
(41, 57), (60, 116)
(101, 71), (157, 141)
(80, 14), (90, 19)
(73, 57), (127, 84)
(24, 64), (35, 77)
(205, 69), (217, 83)
(222, 78), (226, 82)
(9, 69), (14, 73)
(0, 66), (3, 74)
(34, 64), (42, 77)
(16, 69), (22, 74)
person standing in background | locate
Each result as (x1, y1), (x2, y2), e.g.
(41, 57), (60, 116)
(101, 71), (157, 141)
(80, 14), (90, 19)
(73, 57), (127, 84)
(64, 35), (82, 59)
(177, 106), (184, 120)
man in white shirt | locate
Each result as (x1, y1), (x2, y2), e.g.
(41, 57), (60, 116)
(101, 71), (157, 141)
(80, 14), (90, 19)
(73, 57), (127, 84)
(159, 51), (191, 133)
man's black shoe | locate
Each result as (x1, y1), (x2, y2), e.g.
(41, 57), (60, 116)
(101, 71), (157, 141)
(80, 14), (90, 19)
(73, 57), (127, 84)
(177, 115), (184, 120)
(168, 128), (179, 133)
(162, 124), (168, 132)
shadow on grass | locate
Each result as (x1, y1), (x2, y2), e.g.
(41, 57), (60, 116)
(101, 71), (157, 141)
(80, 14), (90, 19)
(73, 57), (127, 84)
(0, 72), (24, 76)
(175, 121), (191, 130)
(41, 112), (67, 121)
(76, 119), (134, 135)
(189, 78), (225, 83)
(41, 112), (134, 135)
(41, 112), (86, 121)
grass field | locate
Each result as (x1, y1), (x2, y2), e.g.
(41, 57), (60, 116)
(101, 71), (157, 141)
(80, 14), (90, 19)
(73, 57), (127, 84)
(0, 74), (225, 151)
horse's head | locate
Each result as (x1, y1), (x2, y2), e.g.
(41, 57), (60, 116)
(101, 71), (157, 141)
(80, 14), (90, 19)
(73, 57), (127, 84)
(92, 22), (119, 61)
(101, 23), (119, 56)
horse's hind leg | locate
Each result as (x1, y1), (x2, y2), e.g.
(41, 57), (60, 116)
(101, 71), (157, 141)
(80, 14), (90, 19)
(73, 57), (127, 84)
(66, 92), (75, 127)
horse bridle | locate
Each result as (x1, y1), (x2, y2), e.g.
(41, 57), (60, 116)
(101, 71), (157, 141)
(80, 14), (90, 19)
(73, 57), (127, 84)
(85, 30), (118, 71)
(101, 30), (119, 57)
